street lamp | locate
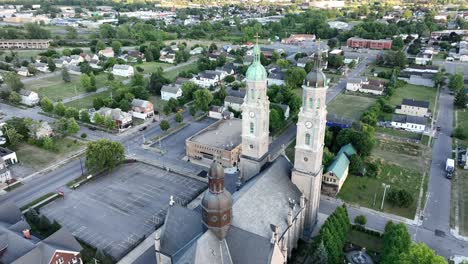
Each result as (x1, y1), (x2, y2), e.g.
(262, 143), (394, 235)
(381, 183), (391, 210)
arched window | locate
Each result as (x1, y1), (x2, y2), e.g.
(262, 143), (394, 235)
(308, 98), (313, 109)
(250, 89), (254, 100)
(305, 133), (311, 145)
(316, 99), (321, 109)
(250, 122), (254, 134)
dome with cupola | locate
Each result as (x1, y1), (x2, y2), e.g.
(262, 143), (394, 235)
(245, 44), (267, 81)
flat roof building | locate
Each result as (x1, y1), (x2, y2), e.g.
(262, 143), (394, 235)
(0, 39), (51, 49)
(186, 118), (242, 168)
(346, 37), (392, 50)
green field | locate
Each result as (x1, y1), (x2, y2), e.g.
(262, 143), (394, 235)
(456, 110), (468, 147)
(25, 73), (114, 102)
(64, 90), (111, 109)
(163, 63), (198, 81)
(149, 95), (167, 114)
(375, 127), (422, 140)
(327, 93), (377, 120)
(136, 61), (171, 73)
(388, 84), (438, 110)
(372, 138), (428, 171)
(16, 138), (83, 171)
(456, 169), (468, 236)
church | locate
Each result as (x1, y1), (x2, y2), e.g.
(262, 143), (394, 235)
(153, 42), (328, 264)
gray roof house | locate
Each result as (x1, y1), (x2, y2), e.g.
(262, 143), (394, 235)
(0, 202), (82, 264)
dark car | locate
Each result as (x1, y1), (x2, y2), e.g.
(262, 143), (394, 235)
(446, 171), (453, 179)
(437, 126), (441, 131)
(139, 125), (148, 131)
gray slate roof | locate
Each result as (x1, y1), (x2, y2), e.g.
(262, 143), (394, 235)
(224, 95), (244, 105)
(161, 84), (181, 94)
(401, 98), (429, 108)
(392, 114), (427, 125)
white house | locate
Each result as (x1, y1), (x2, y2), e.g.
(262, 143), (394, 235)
(161, 84), (183, 101)
(189, 47), (203, 55)
(98, 47), (114, 58)
(34, 62), (49, 72)
(159, 54), (175, 64)
(0, 158), (11, 184)
(208, 106), (233, 120)
(16, 67), (31, 77)
(0, 147), (18, 165)
(191, 71), (221, 88)
(112, 64), (134, 77)
(224, 95), (244, 112)
(19, 90), (39, 106)
(267, 71), (286, 86)
(391, 114), (427, 133)
(415, 50), (433, 65)
(346, 77), (385, 95)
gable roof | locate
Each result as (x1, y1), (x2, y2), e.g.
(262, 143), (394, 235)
(337, 143), (357, 158)
(401, 98), (429, 108)
(224, 95), (244, 105)
(392, 114), (427, 125)
(325, 153), (350, 180)
(161, 84), (181, 94)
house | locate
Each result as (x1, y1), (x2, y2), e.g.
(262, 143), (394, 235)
(0, 203), (83, 264)
(159, 53), (175, 64)
(0, 147), (18, 165)
(208, 105), (234, 120)
(98, 47), (114, 58)
(53, 58), (65, 68)
(112, 64), (134, 77)
(19, 90), (39, 106)
(28, 121), (53, 139)
(346, 77), (385, 95)
(92, 107), (133, 129)
(161, 83), (183, 101)
(415, 50), (433, 65)
(16, 67), (31, 77)
(216, 62), (236, 76)
(0, 158), (11, 183)
(344, 54), (360, 64)
(66, 65), (82, 75)
(296, 57), (313, 68)
(224, 95), (244, 112)
(69, 55), (84, 65)
(126, 50), (145, 63)
(322, 144), (357, 196)
(267, 71), (286, 86)
(33, 62), (49, 72)
(395, 99), (430, 117)
(391, 114), (427, 133)
(189, 47), (203, 55)
(131, 99), (154, 119)
(191, 71), (221, 88)
(89, 59), (101, 69)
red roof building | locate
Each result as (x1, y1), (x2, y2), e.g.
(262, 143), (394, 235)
(346, 37), (392, 50)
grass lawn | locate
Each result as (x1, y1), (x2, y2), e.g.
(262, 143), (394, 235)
(26, 73), (115, 102)
(388, 84), (438, 110)
(15, 138), (84, 171)
(135, 61), (171, 73)
(455, 109), (468, 147)
(327, 93), (377, 120)
(149, 95), (167, 113)
(375, 127), (422, 140)
(456, 169), (468, 236)
(372, 138), (428, 171)
(338, 161), (423, 219)
(64, 90), (111, 109)
(164, 63), (198, 81)
(346, 229), (384, 253)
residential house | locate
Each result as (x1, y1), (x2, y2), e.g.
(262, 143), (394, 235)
(131, 99), (154, 119)
(0, 158), (11, 184)
(80, 53), (92, 62)
(159, 53), (175, 64)
(296, 57), (313, 68)
(224, 95), (244, 112)
(19, 90), (39, 106)
(161, 83), (183, 101)
(189, 47), (203, 55)
(126, 50), (145, 63)
(282, 34), (316, 44)
(0, 147), (18, 165)
(16, 67), (31, 77)
(216, 62), (236, 76)
(67, 65), (82, 75)
(191, 71), (221, 88)
(346, 77), (385, 95)
(344, 54), (360, 65)
(208, 105), (234, 120)
(53, 58), (65, 68)
(395, 99), (430, 117)
(415, 50), (433, 65)
(0, 203), (83, 264)
(33, 62), (49, 72)
(69, 55), (84, 65)
(89, 59), (101, 69)
(322, 144), (357, 196)
(92, 107), (133, 129)
(267, 71), (286, 86)
(98, 47), (114, 58)
(391, 114), (427, 133)
(112, 64), (134, 77)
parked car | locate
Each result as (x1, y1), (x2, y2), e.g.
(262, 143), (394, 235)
(139, 125), (148, 131)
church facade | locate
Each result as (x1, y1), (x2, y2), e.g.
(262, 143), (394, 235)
(154, 42), (328, 264)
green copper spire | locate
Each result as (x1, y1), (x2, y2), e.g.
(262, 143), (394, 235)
(304, 40), (328, 88)
(246, 35), (267, 81)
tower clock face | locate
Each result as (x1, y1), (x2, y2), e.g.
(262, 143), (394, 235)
(249, 111), (255, 118)
(305, 122), (312, 129)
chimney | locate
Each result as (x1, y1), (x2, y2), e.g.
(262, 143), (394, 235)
(23, 229), (31, 239)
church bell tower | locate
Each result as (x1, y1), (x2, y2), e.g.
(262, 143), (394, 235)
(291, 49), (328, 233)
(239, 38), (270, 184)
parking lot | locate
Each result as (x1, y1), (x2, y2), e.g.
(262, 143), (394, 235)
(40, 162), (207, 260)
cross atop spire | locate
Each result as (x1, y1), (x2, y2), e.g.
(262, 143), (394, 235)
(254, 33), (260, 45)
(316, 38), (322, 71)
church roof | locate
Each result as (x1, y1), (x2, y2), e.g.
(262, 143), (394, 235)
(245, 44), (267, 81)
(231, 155), (302, 239)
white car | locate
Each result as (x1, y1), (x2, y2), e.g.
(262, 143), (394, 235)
(0, 137), (6, 145)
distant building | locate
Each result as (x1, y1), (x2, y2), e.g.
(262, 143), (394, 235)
(98, 47), (114, 58)
(224, 95), (244, 112)
(131, 99), (154, 119)
(0, 203), (83, 264)
(347, 37), (392, 50)
(322, 143), (357, 196)
(112, 64), (134, 77)
(391, 114), (427, 133)
(267, 71), (286, 86)
(19, 90), (39, 106)
(191, 71), (221, 88)
(395, 99), (430, 117)
(16, 67), (31, 77)
(189, 46), (203, 55)
(346, 78), (385, 95)
(28, 121), (53, 139)
(33, 62), (49, 72)
(159, 53), (175, 64)
(415, 50), (433, 65)
(186, 118), (242, 168)
(161, 83), (183, 101)
(0, 147), (18, 165)
(282, 34), (316, 44)
(0, 158), (11, 184)
(208, 105), (234, 120)
(0, 39), (51, 49)
(92, 107), (133, 129)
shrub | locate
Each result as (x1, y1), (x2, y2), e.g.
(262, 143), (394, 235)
(453, 127), (467, 140)
(160, 120), (170, 131)
(81, 133), (87, 138)
(387, 188), (413, 208)
(354, 215), (367, 226)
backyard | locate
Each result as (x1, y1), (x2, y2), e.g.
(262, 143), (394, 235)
(163, 63), (198, 81)
(454, 109), (468, 236)
(455, 109), (468, 147)
(135, 61), (171, 73)
(64, 90), (111, 109)
(388, 84), (438, 110)
(327, 93), (377, 120)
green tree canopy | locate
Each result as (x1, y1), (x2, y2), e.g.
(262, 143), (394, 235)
(85, 139), (125, 173)
(194, 89), (213, 112)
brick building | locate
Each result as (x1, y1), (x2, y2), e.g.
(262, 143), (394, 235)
(346, 37), (392, 50)
(0, 39), (51, 49)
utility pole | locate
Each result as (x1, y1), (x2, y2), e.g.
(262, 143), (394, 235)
(381, 183), (391, 210)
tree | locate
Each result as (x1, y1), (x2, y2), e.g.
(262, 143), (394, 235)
(381, 222), (411, 264)
(455, 90), (467, 108)
(189, 106), (197, 116)
(47, 57), (56, 72)
(62, 67), (71, 82)
(8, 91), (21, 104)
(4, 127), (23, 148)
(40, 97), (54, 113)
(453, 127), (467, 140)
(148, 69), (169, 95)
(80, 110), (90, 123)
(104, 116), (115, 130)
(4, 72), (24, 92)
(55, 102), (66, 116)
(449, 73), (464, 91)
(327, 38), (338, 49)
(54, 117), (79, 137)
(111, 41), (122, 55)
(276, 59), (290, 68)
(89, 73), (96, 91)
(27, 64), (37, 75)
(387, 188), (413, 208)
(85, 139), (125, 173)
(194, 89), (213, 112)
(349, 154), (364, 175)
(65, 107), (79, 119)
(285, 67), (307, 88)
(174, 112), (183, 123)
(95, 40), (106, 53)
(310, 240), (328, 264)
(399, 243), (446, 264)
(66, 118), (80, 135)
(269, 108), (285, 133)
(209, 43), (218, 53)
(433, 72), (445, 88)
(224, 75), (235, 83)
(62, 48), (71, 56)
(354, 215), (367, 226)
(160, 120), (170, 131)
(80, 74), (93, 92)
(392, 37), (404, 50)
(65, 26), (78, 39)
(327, 55), (344, 68)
